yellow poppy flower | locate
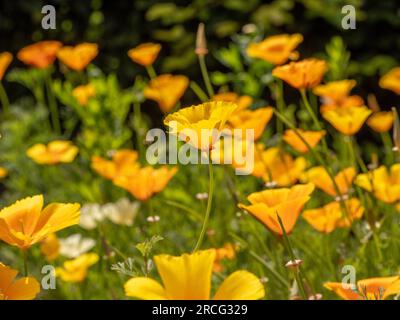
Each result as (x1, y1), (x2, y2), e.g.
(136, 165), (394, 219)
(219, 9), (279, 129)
(56, 253), (99, 283)
(40, 233), (60, 261)
(238, 183), (315, 235)
(355, 164), (400, 203)
(303, 198), (364, 233)
(325, 276), (400, 300)
(227, 107), (273, 141)
(0, 195), (80, 250)
(72, 83), (96, 106)
(0, 52), (12, 80)
(164, 101), (238, 150)
(322, 106), (372, 135)
(0, 166), (8, 179)
(283, 129), (326, 153)
(128, 43), (161, 66)
(124, 249), (265, 300)
(379, 67), (400, 94)
(260, 147), (307, 186)
(212, 92), (253, 112)
(57, 43), (98, 71)
(313, 80), (356, 104)
(246, 33), (303, 65)
(301, 166), (356, 197)
(17, 41), (62, 69)
(144, 74), (189, 113)
(367, 111), (394, 133)
(113, 166), (177, 201)
(213, 243), (237, 273)
(272, 58), (328, 89)
(91, 149), (139, 180)
(27, 140), (79, 165)
(320, 95), (364, 113)
(0, 263), (40, 300)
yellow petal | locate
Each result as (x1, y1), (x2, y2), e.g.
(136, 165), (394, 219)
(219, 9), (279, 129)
(125, 277), (167, 300)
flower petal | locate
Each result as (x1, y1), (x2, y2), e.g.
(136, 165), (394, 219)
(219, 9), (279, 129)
(125, 277), (167, 300)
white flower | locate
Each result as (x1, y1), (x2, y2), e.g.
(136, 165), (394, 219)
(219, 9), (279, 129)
(59, 234), (96, 259)
(79, 203), (106, 230)
(103, 198), (140, 226)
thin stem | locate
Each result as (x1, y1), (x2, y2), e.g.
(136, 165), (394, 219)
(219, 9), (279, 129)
(145, 65), (157, 79)
(45, 71), (61, 134)
(198, 55), (214, 98)
(190, 81), (209, 102)
(133, 102), (145, 161)
(23, 250), (29, 276)
(381, 131), (394, 164)
(275, 79), (285, 134)
(0, 81), (10, 117)
(193, 159), (214, 252)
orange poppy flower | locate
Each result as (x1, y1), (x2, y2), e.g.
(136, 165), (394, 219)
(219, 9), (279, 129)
(56, 253), (99, 283)
(238, 183), (314, 235)
(57, 43), (98, 71)
(313, 80), (356, 104)
(114, 166), (177, 201)
(17, 41), (62, 69)
(0, 166), (8, 179)
(303, 198), (364, 233)
(272, 58), (328, 89)
(0, 263), (40, 300)
(246, 34), (303, 65)
(227, 107), (273, 140)
(259, 147), (307, 187)
(379, 67), (400, 94)
(301, 166), (356, 197)
(0, 52), (12, 80)
(320, 95), (364, 113)
(144, 74), (189, 113)
(325, 276), (400, 300)
(283, 129), (326, 153)
(0, 195), (80, 250)
(27, 140), (79, 165)
(213, 243), (237, 272)
(212, 92), (253, 112)
(367, 111), (394, 133)
(322, 106), (372, 135)
(355, 164), (400, 204)
(91, 149), (139, 180)
(40, 233), (60, 261)
(72, 83), (96, 106)
(128, 43), (161, 67)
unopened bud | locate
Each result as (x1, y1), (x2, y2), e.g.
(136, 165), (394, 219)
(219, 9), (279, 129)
(392, 107), (400, 151)
(195, 23), (208, 56)
(367, 94), (380, 112)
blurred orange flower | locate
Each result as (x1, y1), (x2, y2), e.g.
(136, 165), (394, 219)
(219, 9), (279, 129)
(367, 111), (394, 133)
(213, 243), (237, 272)
(301, 166), (356, 197)
(57, 43), (98, 71)
(379, 67), (400, 94)
(56, 253), (99, 283)
(325, 276), (400, 300)
(40, 233), (60, 261)
(303, 198), (364, 233)
(355, 164), (400, 203)
(313, 80), (356, 104)
(17, 41), (62, 68)
(128, 43), (161, 66)
(144, 74), (189, 113)
(227, 107), (273, 140)
(0, 52), (12, 80)
(0, 263), (40, 300)
(283, 129), (326, 153)
(247, 33), (303, 65)
(72, 83), (96, 106)
(213, 92), (253, 112)
(322, 106), (372, 135)
(272, 58), (328, 89)
(0, 166), (8, 179)
(114, 166), (177, 201)
(91, 149), (139, 180)
(320, 95), (364, 113)
(27, 140), (79, 165)
(0, 195), (80, 250)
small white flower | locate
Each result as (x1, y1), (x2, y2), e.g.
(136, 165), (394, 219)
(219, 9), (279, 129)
(196, 192), (208, 200)
(103, 198), (140, 226)
(147, 215), (160, 223)
(79, 203), (106, 230)
(59, 234), (96, 259)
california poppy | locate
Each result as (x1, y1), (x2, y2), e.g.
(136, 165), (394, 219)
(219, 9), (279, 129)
(320, 95), (364, 113)
(379, 67), (400, 94)
(125, 249), (265, 300)
(322, 106), (372, 135)
(0, 195), (80, 250)
(144, 74), (189, 113)
(313, 80), (357, 104)
(272, 58), (328, 89)
(213, 243), (237, 272)
(40, 233), (60, 261)
(56, 253), (99, 283)
(72, 83), (96, 106)
(128, 43), (161, 67)
(57, 43), (98, 71)
(0, 52), (12, 80)
(247, 34), (303, 65)
(238, 183), (315, 235)
(367, 111), (394, 133)
(212, 92), (253, 112)
(27, 140), (79, 165)
(17, 41), (62, 68)
(283, 129), (326, 153)
(0, 166), (8, 179)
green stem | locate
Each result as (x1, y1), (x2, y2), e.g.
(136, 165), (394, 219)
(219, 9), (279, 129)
(198, 55), (214, 98)
(190, 81), (209, 102)
(45, 71), (61, 134)
(145, 65), (157, 79)
(275, 79), (285, 134)
(0, 81), (10, 117)
(381, 131), (394, 164)
(193, 160), (214, 252)
(133, 102), (145, 161)
(23, 250), (29, 276)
